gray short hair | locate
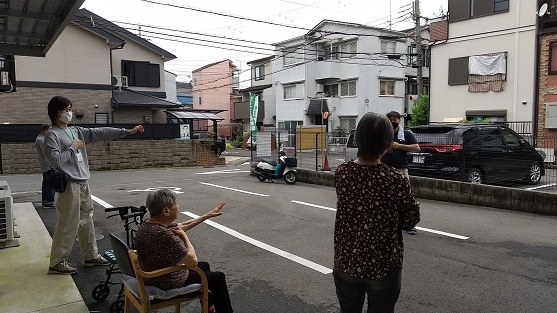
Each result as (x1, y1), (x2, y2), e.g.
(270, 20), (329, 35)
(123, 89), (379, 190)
(356, 112), (393, 160)
(146, 189), (177, 217)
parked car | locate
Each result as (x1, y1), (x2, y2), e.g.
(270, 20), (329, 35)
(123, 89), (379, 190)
(191, 132), (226, 155)
(344, 129), (357, 161)
(407, 124), (545, 184)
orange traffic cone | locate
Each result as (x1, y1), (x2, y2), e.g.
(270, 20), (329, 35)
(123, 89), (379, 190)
(322, 153), (331, 171)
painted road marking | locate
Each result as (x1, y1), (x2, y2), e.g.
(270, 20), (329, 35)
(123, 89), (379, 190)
(199, 182), (269, 197)
(196, 169), (251, 175)
(291, 200), (469, 240)
(291, 200), (336, 211)
(526, 183), (557, 190)
(91, 195), (113, 208)
(183, 211), (332, 274)
(127, 187), (184, 194)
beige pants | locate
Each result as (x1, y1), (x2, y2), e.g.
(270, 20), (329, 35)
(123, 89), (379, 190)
(49, 181), (98, 267)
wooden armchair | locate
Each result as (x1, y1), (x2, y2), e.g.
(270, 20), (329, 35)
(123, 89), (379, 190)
(108, 233), (209, 313)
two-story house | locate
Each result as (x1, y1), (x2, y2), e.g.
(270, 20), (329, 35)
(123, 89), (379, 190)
(192, 59), (241, 138)
(429, 1), (536, 126)
(272, 20), (409, 137)
(0, 8), (181, 125)
(235, 55), (274, 134)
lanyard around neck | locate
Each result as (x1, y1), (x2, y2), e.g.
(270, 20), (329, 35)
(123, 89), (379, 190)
(55, 125), (74, 141)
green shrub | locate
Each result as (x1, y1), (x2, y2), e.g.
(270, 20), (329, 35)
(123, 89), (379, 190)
(409, 95), (429, 126)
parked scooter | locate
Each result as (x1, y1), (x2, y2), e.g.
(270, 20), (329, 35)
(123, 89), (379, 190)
(253, 151), (297, 184)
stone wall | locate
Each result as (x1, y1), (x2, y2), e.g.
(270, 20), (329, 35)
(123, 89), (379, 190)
(0, 139), (223, 174)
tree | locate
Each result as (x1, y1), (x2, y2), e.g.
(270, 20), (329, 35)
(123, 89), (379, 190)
(409, 95), (429, 126)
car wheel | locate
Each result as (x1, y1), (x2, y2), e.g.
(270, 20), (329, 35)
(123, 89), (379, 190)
(284, 172), (296, 184)
(467, 167), (483, 184)
(257, 175), (266, 182)
(525, 162), (542, 185)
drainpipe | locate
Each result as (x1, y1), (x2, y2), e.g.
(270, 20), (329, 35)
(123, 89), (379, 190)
(533, 17), (542, 145)
(110, 43), (125, 124)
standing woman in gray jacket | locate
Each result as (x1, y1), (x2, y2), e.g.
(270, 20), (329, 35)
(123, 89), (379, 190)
(44, 96), (144, 275)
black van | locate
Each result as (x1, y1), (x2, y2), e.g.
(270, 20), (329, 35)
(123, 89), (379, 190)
(407, 124), (544, 184)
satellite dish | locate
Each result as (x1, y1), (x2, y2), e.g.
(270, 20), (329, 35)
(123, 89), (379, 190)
(538, 3), (548, 17)
(437, 5), (444, 17)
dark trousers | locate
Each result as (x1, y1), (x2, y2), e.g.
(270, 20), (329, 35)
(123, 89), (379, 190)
(184, 261), (233, 313)
(333, 265), (401, 313)
(41, 169), (56, 204)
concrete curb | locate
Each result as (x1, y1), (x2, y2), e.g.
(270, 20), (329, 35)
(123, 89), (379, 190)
(292, 168), (557, 216)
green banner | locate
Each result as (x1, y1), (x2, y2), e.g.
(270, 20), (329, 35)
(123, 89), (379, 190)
(249, 92), (259, 140)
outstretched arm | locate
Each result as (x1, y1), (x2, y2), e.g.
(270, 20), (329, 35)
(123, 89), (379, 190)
(179, 201), (225, 231)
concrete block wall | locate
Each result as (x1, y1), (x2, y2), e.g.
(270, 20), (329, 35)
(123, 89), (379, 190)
(292, 168), (557, 216)
(0, 139), (224, 174)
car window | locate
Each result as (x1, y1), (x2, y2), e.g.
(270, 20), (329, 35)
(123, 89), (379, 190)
(479, 128), (503, 150)
(500, 128), (521, 147)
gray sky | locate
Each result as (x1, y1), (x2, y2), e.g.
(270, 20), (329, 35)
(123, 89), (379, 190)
(81, 0), (447, 86)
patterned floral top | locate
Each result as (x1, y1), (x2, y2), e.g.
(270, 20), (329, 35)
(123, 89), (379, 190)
(334, 161), (420, 280)
(135, 221), (188, 290)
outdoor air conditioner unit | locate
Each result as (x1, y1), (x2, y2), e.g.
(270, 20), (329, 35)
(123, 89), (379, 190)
(535, 148), (556, 164)
(111, 76), (128, 88)
(0, 181), (17, 246)
(316, 84), (324, 93)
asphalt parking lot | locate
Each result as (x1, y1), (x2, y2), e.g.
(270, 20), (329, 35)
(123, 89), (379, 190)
(6, 162), (557, 313)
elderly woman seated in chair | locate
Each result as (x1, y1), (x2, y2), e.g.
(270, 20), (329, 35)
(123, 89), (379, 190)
(134, 188), (233, 313)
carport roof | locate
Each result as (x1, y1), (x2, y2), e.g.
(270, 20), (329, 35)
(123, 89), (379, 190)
(166, 110), (224, 121)
(0, 0), (85, 57)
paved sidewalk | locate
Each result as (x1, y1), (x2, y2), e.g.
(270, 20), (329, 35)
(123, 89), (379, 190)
(0, 202), (88, 313)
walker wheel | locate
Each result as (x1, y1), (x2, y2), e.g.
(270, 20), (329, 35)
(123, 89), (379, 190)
(92, 284), (110, 301)
(109, 299), (125, 313)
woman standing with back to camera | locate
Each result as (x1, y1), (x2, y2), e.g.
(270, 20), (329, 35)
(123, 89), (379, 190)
(334, 112), (420, 313)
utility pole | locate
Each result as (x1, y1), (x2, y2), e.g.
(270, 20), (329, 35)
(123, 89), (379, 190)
(414, 0), (424, 96)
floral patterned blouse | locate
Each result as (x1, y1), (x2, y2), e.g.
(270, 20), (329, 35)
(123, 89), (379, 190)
(134, 221), (188, 290)
(334, 161), (420, 280)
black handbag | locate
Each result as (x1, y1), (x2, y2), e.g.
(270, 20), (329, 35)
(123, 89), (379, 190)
(50, 172), (68, 193)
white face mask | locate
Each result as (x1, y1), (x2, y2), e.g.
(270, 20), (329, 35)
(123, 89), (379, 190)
(59, 111), (72, 124)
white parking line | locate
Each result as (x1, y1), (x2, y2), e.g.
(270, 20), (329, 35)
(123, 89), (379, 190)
(91, 195), (113, 208)
(291, 200), (336, 211)
(199, 182), (269, 197)
(526, 183), (557, 190)
(196, 169), (251, 175)
(183, 212), (332, 274)
(290, 200), (469, 240)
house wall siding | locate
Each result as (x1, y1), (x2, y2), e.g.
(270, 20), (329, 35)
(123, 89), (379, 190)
(15, 25), (110, 84)
(429, 1), (536, 123)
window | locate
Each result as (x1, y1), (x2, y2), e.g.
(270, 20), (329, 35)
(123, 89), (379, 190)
(448, 57), (469, 85)
(550, 42), (557, 75)
(339, 117), (357, 133)
(340, 80), (357, 96)
(198, 96), (202, 105)
(121, 60), (160, 87)
(379, 80), (395, 96)
(501, 128), (521, 147)
(381, 41), (396, 54)
(324, 84), (338, 97)
(283, 84), (297, 99)
(407, 45), (430, 67)
(95, 113), (108, 124)
(317, 40), (357, 60)
(283, 47), (304, 66)
(254, 65), (265, 80)
(448, 0), (508, 22)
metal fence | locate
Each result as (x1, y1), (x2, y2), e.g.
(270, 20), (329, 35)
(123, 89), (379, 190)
(283, 130), (557, 191)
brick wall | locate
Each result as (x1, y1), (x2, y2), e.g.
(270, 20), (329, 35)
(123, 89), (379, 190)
(538, 33), (557, 139)
(0, 139), (223, 174)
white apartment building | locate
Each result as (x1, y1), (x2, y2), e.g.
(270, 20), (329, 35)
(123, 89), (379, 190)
(430, 0), (536, 123)
(272, 20), (409, 134)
